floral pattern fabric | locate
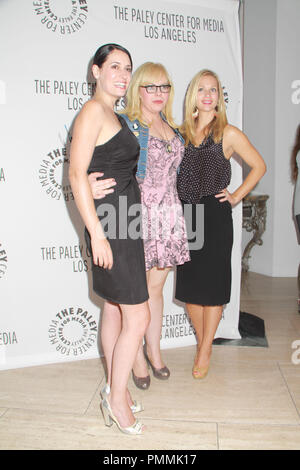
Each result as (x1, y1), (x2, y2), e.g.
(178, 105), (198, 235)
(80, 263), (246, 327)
(139, 135), (190, 271)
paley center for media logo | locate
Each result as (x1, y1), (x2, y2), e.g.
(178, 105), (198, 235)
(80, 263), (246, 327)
(38, 127), (73, 201)
(0, 243), (8, 279)
(48, 306), (98, 357)
(33, 0), (89, 35)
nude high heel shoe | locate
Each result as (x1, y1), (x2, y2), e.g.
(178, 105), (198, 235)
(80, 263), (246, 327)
(193, 346), (210, 379)
(100, 383), (144, 413)
(192, 365), (209, 379)
(100, 397), (145, 435)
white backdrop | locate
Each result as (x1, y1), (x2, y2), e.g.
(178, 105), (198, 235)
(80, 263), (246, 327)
(0, 0), (242, 370)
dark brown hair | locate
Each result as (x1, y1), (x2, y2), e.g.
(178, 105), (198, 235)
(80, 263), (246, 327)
(93, 43), (132, 69)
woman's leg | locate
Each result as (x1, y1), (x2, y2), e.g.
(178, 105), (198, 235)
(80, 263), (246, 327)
(186, 303), (204, 349)
(109, 301), (150, 428)
(132, 267), (170, 376)
(186, 303), (223, 370)
(145, 266), (171, 367)
(196, 305), (223, 369)
(101, 301), (143, 406)
(100, 301), (121, 386)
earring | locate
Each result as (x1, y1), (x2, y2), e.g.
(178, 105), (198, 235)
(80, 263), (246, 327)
(192, 108), (199, 118)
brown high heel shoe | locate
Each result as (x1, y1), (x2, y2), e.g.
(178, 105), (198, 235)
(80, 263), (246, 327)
(132, 370), (151, 390)
(144, 344), (170, 380)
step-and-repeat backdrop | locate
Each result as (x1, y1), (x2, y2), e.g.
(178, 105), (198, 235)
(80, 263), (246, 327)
(0, 0), (242, 370)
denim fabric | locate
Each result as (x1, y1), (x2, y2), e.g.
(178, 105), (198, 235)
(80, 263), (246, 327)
(121, 113), (184, 180)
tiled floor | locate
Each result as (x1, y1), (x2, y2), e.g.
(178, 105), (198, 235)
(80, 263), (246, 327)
(1, 272), (300, 450)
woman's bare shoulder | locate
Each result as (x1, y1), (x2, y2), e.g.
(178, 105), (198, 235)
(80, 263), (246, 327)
(223, 123), (242, 139)
(72, 99), (105, 141)
(79, 98), (105, 119)
(223, 123), (248, 146)
(74, 99), (105, 133)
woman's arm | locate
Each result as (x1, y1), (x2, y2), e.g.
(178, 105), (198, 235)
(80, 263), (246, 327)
(69, 101), (113, 269)
(216, 124), (266, 205)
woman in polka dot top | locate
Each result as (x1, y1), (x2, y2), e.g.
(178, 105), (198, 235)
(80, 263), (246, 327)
(175, 69), (266, 379)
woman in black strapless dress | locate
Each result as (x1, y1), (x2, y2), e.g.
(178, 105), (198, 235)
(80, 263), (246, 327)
(86, 113), (148, 305)
(69, 44), (150, 435)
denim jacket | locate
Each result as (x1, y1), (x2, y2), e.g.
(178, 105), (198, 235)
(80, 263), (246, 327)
(121, 113), (184, 180)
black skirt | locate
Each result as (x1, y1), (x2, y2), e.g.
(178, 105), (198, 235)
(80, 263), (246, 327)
(175, 195), (233, 306)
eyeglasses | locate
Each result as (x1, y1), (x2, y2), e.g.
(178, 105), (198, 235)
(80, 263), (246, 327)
(140, 84), (171, 94)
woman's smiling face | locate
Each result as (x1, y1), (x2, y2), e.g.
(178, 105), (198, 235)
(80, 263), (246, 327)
(196, 74), (219, 113)
(93, 49), (132, 98)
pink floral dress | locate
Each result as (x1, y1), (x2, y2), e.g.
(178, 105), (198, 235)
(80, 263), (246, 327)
(138, 134), (190, 271)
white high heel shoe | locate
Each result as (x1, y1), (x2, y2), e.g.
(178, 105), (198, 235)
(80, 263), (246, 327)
(100, 397), (145, 435)
(100, 384), (144, 413)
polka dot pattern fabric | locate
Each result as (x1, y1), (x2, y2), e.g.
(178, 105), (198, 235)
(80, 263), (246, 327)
(177, 135), (231, 203)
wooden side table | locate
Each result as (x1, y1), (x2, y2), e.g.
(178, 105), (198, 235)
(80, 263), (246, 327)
(242, 194), (269, 272)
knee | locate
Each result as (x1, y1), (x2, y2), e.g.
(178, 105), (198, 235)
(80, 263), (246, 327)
(123, 303), (150, 337)
(147, 279), (164, 299)
(135, 305), (151, 337)
(102, 302), (120, 322)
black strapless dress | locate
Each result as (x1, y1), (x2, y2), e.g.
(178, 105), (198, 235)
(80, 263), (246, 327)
(85, 115), (149, 305)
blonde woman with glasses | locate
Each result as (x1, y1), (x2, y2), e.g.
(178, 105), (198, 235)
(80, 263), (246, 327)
(88, 62), (190, 391)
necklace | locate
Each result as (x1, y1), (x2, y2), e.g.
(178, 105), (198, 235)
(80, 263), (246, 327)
(161, 120), (173, 153)
(154, 119), (173, 153)
(165, 142), (172, 153)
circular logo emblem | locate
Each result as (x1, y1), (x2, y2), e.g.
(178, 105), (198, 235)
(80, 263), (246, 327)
(0, 243), (8, 279)
(38, 145), (74, 201)
(48, 307), (98, 357)
(33, 0), (89, 36)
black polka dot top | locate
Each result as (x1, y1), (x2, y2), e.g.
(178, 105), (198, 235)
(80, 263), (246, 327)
(177, 135), (231, 203)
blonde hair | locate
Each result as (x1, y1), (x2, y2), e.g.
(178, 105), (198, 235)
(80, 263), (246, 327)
(122, 62), (176, 128)
(181, 69), (228, 145)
